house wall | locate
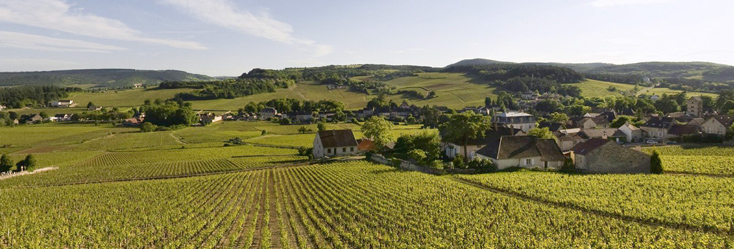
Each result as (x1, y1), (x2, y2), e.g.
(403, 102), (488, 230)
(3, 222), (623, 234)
(477, 155), (563, 170)
(701, 119), (726, 136)
(443, 142), (481, 160)
(577, 143), (651, 174)
(640, 127), (667, 141)
(313, 136), (324, 158)
(687, 98), (702, 118)
(313, 134), (358, 158)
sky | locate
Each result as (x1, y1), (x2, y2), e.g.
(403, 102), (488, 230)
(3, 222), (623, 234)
(1, 0), (733, 76)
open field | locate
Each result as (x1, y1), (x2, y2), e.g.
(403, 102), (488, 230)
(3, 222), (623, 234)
(69, 88), (192, 107)
(573, 79), (717, 98)
(643, 145), (734, 176)
(0, 161), (729, 248)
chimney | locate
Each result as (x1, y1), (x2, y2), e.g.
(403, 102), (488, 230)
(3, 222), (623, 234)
(602, 131), (608, 140)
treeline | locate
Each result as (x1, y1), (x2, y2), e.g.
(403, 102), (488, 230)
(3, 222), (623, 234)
(584, 73), (644, 84)
(0, 69), (212, 87)
(243, 98), (345, 114)
(0, 86), (80, 108)
(161, 78), (291, 100)
(140, 99), (198, 127)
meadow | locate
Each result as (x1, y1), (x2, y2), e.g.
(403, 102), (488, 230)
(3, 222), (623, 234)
(572, 79), (717, 98)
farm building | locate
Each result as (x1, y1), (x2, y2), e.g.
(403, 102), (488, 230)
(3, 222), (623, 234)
(313, 129), (358, 158)
(491, 112), (536, 132)
(474, 136), (565, 170)
(443, 127), (524, 160)
(618, 122), (643, 142)
(50, 100), (75, 108)
(259, 107), (278, 119)
(571, 138), (651, 174)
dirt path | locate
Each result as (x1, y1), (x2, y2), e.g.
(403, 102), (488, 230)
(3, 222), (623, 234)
(169, 131), (185, 144)
(289, 84), (309, 101)
(0, 167), (58, 180)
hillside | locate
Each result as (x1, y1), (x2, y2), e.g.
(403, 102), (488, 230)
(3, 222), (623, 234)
(0, 69), (214, 87)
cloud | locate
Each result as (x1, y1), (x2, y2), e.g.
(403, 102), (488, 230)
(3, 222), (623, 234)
(0, 31), (126, 53)
(160, 0), (332, 56)
(588, 0), (675, 7)
(0, 0), (206, 49)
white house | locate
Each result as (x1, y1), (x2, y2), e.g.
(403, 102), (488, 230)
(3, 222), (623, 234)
(313, 129), (358, 158)
(443, 127), (524, 160)
(491, 112), (536, 132)
(50, 114), (72, 122)
(474, 136), (565, 170)
(618, 122), (643, 143)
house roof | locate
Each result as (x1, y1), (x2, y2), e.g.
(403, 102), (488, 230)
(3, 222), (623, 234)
(687, 118), (706, 126)
(54, 114), (68, 118)
(712, 114), (734, 127)
(538, 122), (564, 132)
(318, 129), (358, 148)
(357, 139), (377, 151)
(579, 128), (622, 139)
(641, 117), (674, 129)
(454, 126), (524, 146)
(476, 136), (565, 161)
(668, 124), (700, 136)
(571, 138), (611, 155)
(622, 122), (640, 131)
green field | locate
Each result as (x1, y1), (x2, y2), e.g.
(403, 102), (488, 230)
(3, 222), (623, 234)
(573, 79), (717, 98)
(69, 88), (193, 107)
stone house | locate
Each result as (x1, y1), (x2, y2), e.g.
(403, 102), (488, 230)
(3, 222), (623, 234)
(667, 124), (701, 139)
(640, 117), (675, 142)
(700, 114), (734, 137)
(686, 96), (703, 118)
(618, 122), (643, 142)
(474, 136), (565, 170)
(554, 128), (585, 151)
(578, 128), (626, 142)
(313, 129), (358, 158)
(571, 138), (651, 174)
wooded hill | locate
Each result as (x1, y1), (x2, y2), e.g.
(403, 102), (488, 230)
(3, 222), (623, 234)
(0, 69), (213, 87)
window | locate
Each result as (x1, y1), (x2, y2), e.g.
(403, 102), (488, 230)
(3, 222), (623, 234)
(350, 147), (354, 152)
(525, 159), (532, 165)
(327, 148), (331, 154)
(342, 148), (346, 153)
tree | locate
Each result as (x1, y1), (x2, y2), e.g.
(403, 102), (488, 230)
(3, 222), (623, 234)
(650, 150), (663, 174)
(527, 127), (555, 140)
(484, 97), (492, 107)
(438, 112), (491, 159)
(610, 116), (631, 128)
(549, 112), (569, 124)
(39, 111), (49, 120)
(87, 102), (95, 108)
(140, 122), (157, 132)
(298, 126), (308, 134)
(16, 154), (36, 171)
(8, 111), (18, 120)
(361, 116), (395, 151)
(0, 154), (12, 172)
(654, 97), (680, 114)
(317, 122), (326, 132)
(279, 118), (291, 125)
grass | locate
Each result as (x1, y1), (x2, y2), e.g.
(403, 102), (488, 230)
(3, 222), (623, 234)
(69, 88), (193, 107)
(573, 79), (717, 98)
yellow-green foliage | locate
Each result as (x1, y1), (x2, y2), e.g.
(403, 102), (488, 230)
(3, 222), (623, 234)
(458, 171), (734, 232)
(643, 145), (734, 175)
(0, 162), (727, 248)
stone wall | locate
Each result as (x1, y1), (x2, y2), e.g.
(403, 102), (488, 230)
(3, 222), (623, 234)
(584, 143), (651, 174)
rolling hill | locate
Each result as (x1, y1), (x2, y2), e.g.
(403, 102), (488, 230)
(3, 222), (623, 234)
(0, 69), (214, 87)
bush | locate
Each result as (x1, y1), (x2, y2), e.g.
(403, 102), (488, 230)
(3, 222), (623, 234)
(0, 154), (13, 172)
(651, 150), (663, 174)
(452, 155), (467, 169)
(407, 149), (428, 165)
(140, 122), (157, 132)
(390, 158), (402, 167)
(560, 157), (576, 173)
(427, 160), (444, 170)
(279, 118), (292, 125)
(16, 154), (36, 171)
(261, 129), (268, 135)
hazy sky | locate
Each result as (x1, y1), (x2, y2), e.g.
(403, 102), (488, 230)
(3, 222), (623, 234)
(1, 0), (732, 76)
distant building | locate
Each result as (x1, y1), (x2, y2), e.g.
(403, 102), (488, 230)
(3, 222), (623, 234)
(259, 107), (278, 119)
(0, 105), (5, 111)
(21, 114), (43, 124)
(51, 114), (73, 122)
(198, 112), (222, 124)
(618, 122), (643, 143)
(572, 138), (651, 174)
(313, 130), (358, 158)
(640, 117), (675, 142)
(122, 118), (143, 127)
(686, 96), (703, 118)
(475, 136), (565, 170)
(133, 83), (144, 88)
(50, 100), (75, 108)
(492, 111), (536, 132)
(443, 127), (524, 160)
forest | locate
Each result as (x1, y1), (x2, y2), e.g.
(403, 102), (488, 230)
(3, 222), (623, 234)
(160, 78), (292, 100)
(0, 85), (80, 108)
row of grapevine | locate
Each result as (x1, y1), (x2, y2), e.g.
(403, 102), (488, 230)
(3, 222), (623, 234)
(0, 161), (730, 247)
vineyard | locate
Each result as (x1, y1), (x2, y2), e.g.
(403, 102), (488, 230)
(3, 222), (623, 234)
(0, 162), (730, 248)
(645, 145), (734, 175)
(457, 171), (734, 233)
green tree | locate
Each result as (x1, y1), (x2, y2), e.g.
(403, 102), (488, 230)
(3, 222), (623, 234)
(140, 122), (157, 132)
(39, 111), (49, 120)
(610, 116), (631, 128)
(650, 150), (663, 174)
(527, 127), (555, 140)
(361, 116), (395, 151)
(653, 97), (680, 114)
(0, 154), (13, 172)
(87, 102), (95, 108)
(317, 122), (326, 132)
(16, 154), (36, 171)
(438, 112), (491, 159)
(549, 112), (569, 123)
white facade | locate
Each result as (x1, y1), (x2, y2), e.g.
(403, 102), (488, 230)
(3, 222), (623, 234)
(312, 134), (358, 158)
(493, 112), (536, 132)
(618, 122), (642, 142)
(701, 118), (727, 136)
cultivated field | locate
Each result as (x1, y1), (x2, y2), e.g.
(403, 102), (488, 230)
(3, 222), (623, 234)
(1, 121), (734, 247)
